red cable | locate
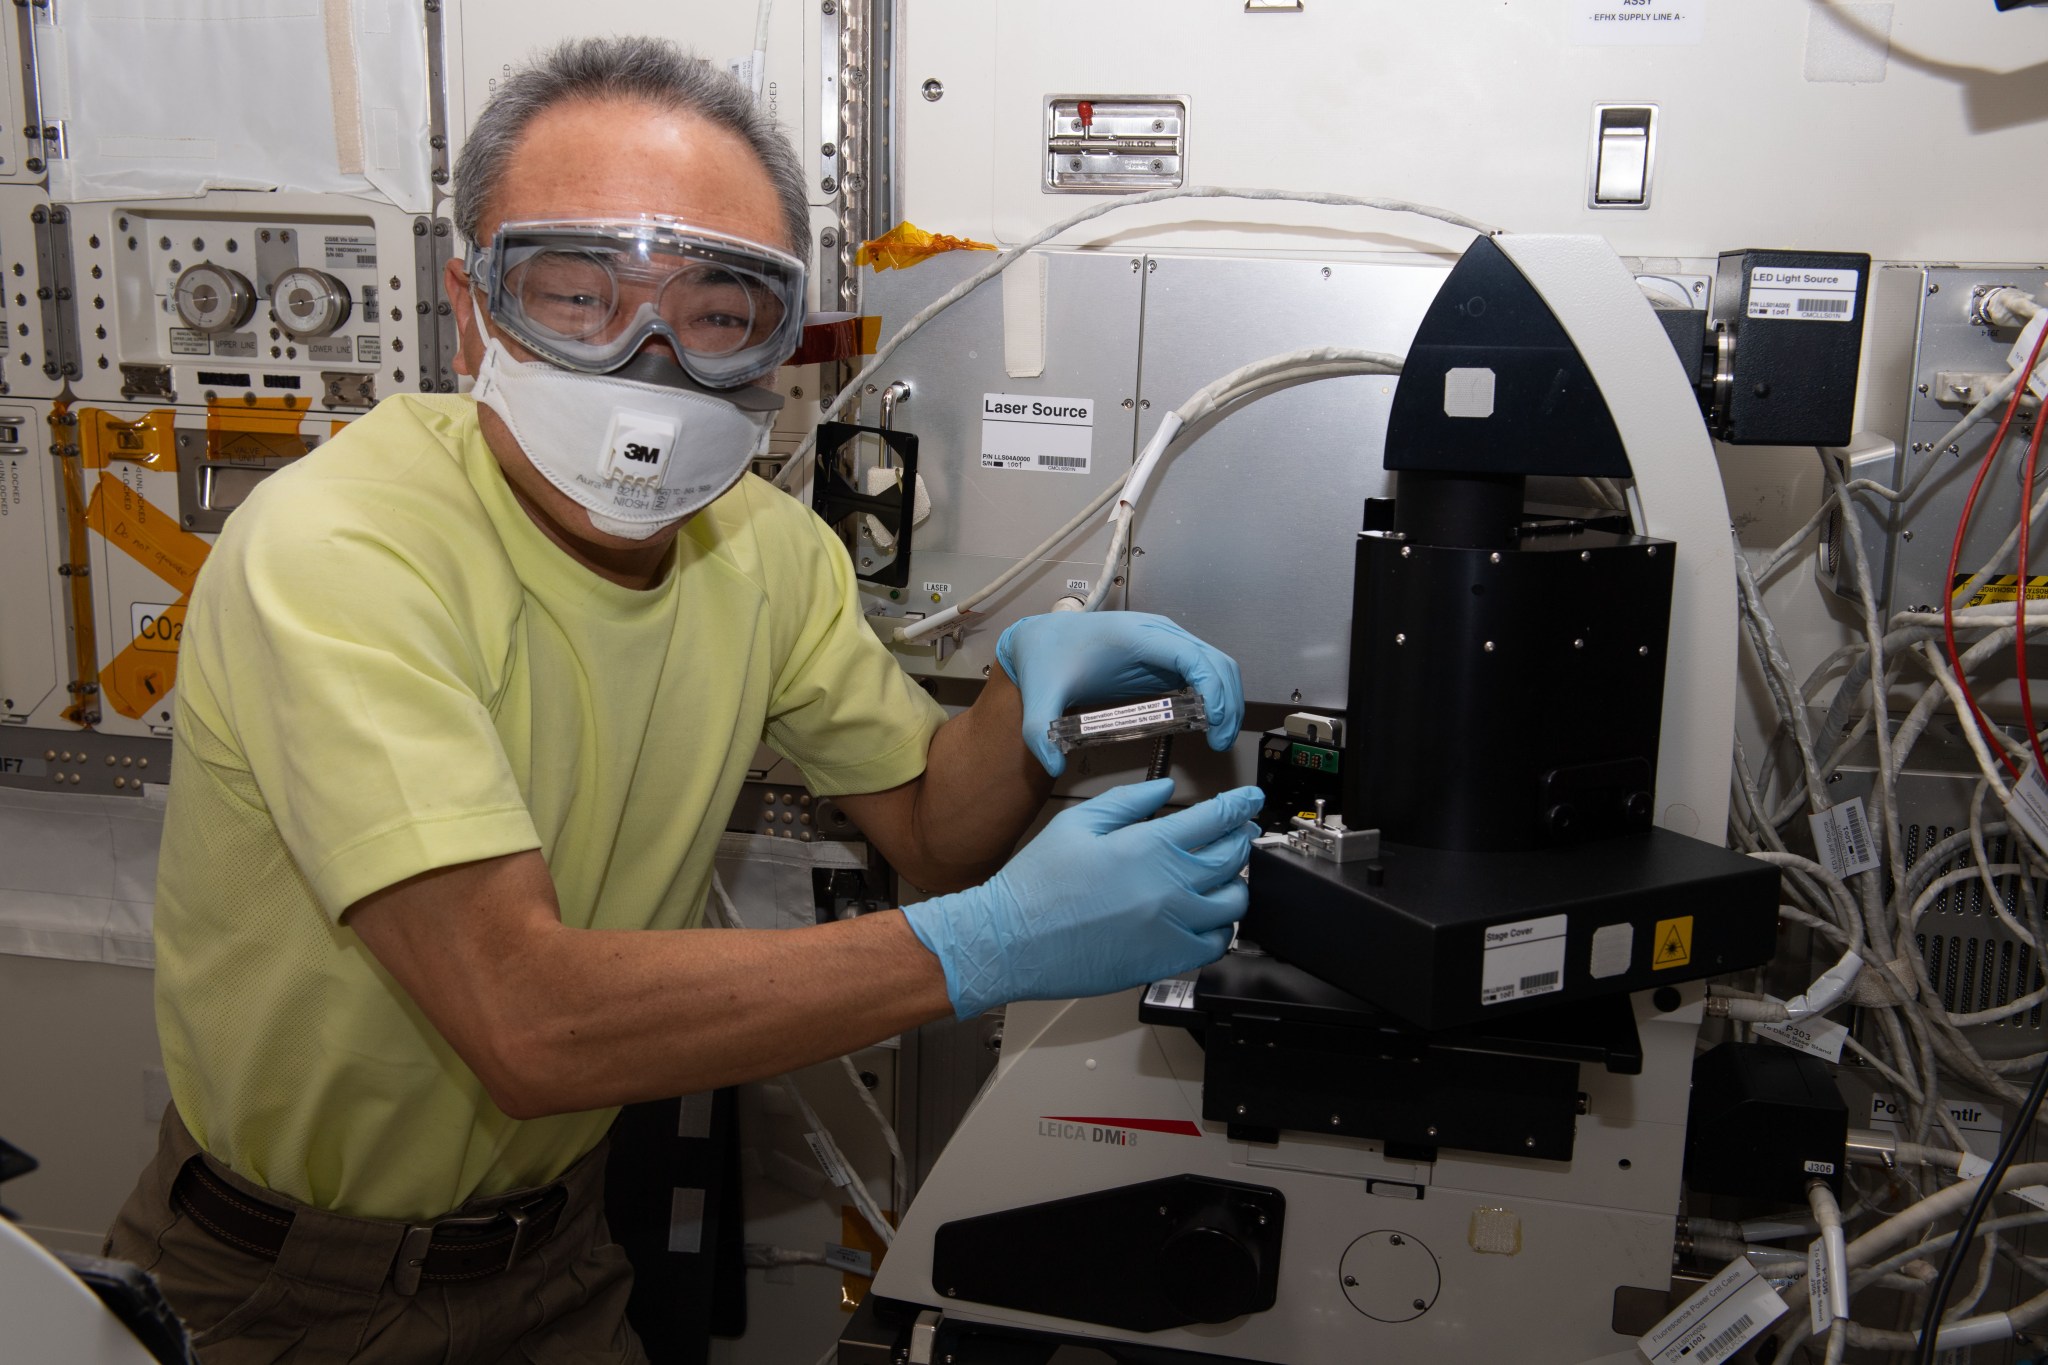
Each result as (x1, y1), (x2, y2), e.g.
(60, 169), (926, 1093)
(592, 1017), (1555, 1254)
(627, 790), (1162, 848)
(1947, 321), (2048, 780)
(2017, 397), (2048, 778)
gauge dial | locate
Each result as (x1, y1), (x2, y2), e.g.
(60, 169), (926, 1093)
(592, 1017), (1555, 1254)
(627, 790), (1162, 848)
(269, 267), (353, 341)
(172, 263), (257, 335)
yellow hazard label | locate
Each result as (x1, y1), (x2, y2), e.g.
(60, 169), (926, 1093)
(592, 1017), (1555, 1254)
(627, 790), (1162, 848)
(1652, 916), (1693, 970)
(1957, 574), (2048, 608)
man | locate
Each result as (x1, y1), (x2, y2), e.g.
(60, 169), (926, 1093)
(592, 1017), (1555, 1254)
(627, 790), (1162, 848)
(106, 36), (1262, 1362)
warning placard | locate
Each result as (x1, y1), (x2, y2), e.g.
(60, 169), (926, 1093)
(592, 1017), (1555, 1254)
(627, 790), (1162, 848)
(1958, 574), (2048, 608)
(1652, 915), (1693, 970)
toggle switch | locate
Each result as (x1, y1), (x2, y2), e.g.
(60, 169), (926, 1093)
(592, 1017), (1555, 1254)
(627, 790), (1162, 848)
(1590, 105), (1657, 209)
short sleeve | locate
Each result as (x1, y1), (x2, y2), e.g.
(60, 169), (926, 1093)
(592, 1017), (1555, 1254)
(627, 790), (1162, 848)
(760, 504), (946, 796)
(182, 484), (540, 919)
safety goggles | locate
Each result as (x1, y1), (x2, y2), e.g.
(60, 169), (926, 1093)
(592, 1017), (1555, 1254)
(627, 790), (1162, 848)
(468, 217), (807, 388)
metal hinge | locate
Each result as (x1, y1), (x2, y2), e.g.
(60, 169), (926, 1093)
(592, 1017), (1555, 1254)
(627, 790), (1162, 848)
(29, 204), (81, 382)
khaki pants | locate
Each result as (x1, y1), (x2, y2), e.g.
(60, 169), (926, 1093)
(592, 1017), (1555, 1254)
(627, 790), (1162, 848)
(105, 1106), (649, 1364)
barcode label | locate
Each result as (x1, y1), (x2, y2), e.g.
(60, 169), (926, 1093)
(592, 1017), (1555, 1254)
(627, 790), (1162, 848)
(1144, 978), (1198, 1011)
(1480, 914), (1567, 1006)
(802, 1131), (856, 1189)
(1036, 454), (1088, 471)
(1809, 798), (1879, 879)
(1641, 1256), (1786, 1365)
(1696, 1314), (1754, 1363)
(1748, 266), (1859, 323)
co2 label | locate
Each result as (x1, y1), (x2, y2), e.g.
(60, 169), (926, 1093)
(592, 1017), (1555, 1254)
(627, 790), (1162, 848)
(131, 601), (185, 653)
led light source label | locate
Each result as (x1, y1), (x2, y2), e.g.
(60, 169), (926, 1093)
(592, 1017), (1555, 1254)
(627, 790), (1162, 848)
(1748, 267), (1860, 323)
(1480, 914), (1567, 1006)
(1808, 797), (1879, 879)
(1639, 1256), (1786, 1365)
(1573, 0), (1703, 45)
(981, 393), (1094, 473)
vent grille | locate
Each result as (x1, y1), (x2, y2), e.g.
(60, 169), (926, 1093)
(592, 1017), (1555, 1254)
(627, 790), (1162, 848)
(1904, 821), (2046, 1030)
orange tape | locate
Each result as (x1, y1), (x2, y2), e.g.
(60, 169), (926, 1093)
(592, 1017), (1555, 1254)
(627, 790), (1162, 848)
(77, 406), (178, 471)
(98, 597), (187, 721)
(84, 471), (213, 720)
(51, 404), (97, 728)
(856, 221), (996, 272)
(787, 314), (883, 367)
(837, 1205), (892, 1312)
(86, 471), (210, 596)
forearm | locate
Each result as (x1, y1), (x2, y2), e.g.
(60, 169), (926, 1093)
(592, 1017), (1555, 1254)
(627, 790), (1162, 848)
(899, 665), (1053, 888)
(483, 911), (950, 1117)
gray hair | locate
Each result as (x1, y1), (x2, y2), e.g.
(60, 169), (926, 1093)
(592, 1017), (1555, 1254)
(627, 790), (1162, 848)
(453, 36), (809, 262)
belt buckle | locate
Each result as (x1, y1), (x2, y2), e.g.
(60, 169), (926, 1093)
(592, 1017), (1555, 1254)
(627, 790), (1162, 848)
(391, 1201), (544, 1296)
(393, 1224), (434, 1296)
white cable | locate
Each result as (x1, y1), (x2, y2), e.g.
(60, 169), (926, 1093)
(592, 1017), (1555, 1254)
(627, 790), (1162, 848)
(710, 872), (902, 1242)
(782, 1075), (895, 1248)
(838, 1053), (908, 1219)
(772, 184), (1490, 494)
(1980, 285), (2045, 329)
(894, 349), (1402, 641)
(1809, 1180), (1849, 1365)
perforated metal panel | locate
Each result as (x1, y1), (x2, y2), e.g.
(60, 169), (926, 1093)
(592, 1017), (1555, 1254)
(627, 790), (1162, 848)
(1833, 723), (2048, 1058)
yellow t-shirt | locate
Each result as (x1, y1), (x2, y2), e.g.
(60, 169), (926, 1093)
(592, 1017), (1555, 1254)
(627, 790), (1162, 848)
(153, 393), (944, 1220)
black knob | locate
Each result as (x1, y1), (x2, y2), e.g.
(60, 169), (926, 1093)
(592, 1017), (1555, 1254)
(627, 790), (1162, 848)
(1160, 1211), (1263, 1324)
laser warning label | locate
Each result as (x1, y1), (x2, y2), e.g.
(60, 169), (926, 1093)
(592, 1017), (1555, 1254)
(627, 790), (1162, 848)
(1652, 915), (1693, 970)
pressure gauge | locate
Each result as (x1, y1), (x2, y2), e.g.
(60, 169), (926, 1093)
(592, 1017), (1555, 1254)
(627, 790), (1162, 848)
(172, 263), (257, 335)
(269, 267), (353, 341)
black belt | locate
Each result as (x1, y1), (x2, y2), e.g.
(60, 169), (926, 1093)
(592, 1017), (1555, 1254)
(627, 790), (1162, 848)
(171, 1156), (569, 1296)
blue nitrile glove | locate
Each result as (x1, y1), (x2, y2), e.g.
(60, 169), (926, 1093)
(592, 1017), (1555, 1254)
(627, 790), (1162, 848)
(995, 611), (1246, 777)
(901, 779), (1264, 1020)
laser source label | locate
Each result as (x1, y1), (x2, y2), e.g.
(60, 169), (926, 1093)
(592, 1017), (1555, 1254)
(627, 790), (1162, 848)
(1480, 913), (1566, 1006)
(980, 393), (1094, 473)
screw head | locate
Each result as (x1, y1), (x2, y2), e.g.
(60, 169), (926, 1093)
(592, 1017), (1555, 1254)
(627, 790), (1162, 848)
(1389, 1234), (1403, 1245)
(822, 142), (837, 158)
(921, 78), (944, 101)
(1344, 1275), (1358, 1288)
(821, 176), (838, 194)
(1413, 1297), (1428, 1311)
